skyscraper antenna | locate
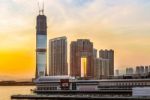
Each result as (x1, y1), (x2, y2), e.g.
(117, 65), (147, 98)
(38, 1), (40, 14)
(42, 0), (44, 15)
(38, 0), (44, 15)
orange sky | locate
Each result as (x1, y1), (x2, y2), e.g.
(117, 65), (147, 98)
(0, 50), (34, 80)
(0, 0), (150, 80)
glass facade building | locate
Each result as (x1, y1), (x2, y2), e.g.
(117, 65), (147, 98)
(36, 14), (47, 78)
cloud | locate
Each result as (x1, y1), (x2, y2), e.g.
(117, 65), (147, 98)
(0, 0), (150, 79)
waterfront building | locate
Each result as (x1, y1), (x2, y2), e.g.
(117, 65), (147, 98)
(145, 66), (149, 74)
(35, 76), (150, 93)
(70, 39), (94, 78)
(126, 68), (134, 75)
(136, 66), (140, 74)
(94, 58), (110, 79)
(93, 58), (100, 79)
(115, 69), (120, 76)
(93, 49), (97, 79)
(35, 9), (47, 78)
(135, 66), (150, 76)
(49, 36), (68, 76)
(99, 49), (114, 77)
(140, 66), (145, 75)
(35, 76), (75, 91)
(93, 48), (97, 58)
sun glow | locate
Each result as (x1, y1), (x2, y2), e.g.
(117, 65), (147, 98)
(0, 0), (150, 80)
(81, 57), (87, 77)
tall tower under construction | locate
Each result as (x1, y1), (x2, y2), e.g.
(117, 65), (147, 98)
(35, 1), (47, 78)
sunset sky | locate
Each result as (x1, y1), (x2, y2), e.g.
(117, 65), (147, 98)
(0, 0), (150, 80)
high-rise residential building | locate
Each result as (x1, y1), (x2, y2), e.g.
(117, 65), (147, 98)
(93, 49), (97, 58)
(115, 70), (120, 76)
(49, 36), (68, 76)
(93, 58), (99, 79)
(101, 59), (110, 79)
(136, 66), (145, 75)
(145, 66), (149, 74)
(70, 39), (94, 78)
(99, 49), (114, 76)
(35, 10), (47, 78)
(94, 58), (109, 79)
(126, 68), (134, 75)
(93, 48), (97, 79)
(126, 68), (128, 75)
(140, 66), (145, 75)
(136, 66), (140, 74)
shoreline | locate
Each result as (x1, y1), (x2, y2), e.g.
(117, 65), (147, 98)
(0, 85), (35, 86)
(0, 82), (35, 86)
(11, 95), (150, 100)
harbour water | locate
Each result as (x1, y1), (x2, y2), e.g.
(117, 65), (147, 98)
(0, 86), (35, 100)
(1, 86), (150, 100)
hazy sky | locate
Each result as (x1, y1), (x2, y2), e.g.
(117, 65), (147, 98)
(0, 0), (150, 80)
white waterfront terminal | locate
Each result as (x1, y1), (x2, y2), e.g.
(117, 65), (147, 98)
(34, 76), (150, 96)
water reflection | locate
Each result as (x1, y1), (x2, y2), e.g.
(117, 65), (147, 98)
(0, 86), (35, 100)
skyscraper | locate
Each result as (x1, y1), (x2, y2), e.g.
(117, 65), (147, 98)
(136, 66), (144, 75)
(126, 68), (134, 75)
(99, 49), (114, 76)
(94, 58), (110, 79)
(115, 69), (120, 76)
(35, 9), (47, 78)
(140, 66), (145, 75)
(70, 39), (94, 78)
(136, 66), (140, 74)
(49, 36), (68, 76)
(93, 49), (97, 58)
(101, 58), (110, 79)
(145, 66), (149, 74)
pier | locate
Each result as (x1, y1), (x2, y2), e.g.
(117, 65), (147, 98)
(11, 95), (150, 100)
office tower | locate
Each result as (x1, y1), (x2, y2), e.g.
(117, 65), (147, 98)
(145, 66), (149, 74)
(99, 49), (114, 76)
(94, 58), (109, 79)
(35, 7), (47, 78)
(70, 39), (93, 78)
(49, 37), (68, 76)
(115, 70), (119, 76)
(126, 68), (134, 75)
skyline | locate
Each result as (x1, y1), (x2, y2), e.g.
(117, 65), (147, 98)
(0, 0), (150, 80)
